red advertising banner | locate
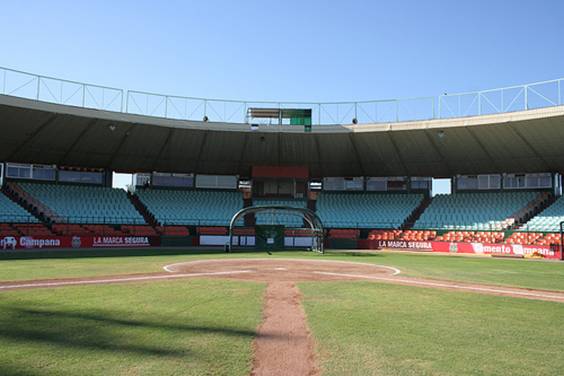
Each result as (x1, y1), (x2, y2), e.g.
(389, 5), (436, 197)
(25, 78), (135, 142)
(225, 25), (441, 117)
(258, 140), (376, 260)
(0, 236), (160, 250)
(358, 239), (562, 260)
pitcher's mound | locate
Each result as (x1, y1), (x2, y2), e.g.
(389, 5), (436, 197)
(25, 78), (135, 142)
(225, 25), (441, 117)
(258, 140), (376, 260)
(164, 258), (400, 282)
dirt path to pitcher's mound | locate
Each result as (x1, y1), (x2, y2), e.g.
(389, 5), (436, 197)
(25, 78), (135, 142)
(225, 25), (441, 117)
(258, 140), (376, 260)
(250, 281), (319, 376)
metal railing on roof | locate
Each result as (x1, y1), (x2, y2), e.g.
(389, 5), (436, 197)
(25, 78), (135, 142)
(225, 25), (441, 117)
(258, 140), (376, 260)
(1, 66), (562, 126)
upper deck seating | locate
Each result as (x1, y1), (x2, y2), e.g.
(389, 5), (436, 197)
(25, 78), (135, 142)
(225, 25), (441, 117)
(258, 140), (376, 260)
(253, 198), (307, 227)
(316, 192), (423, 228)
(0, 192), (38, 223)
(414, 191), (537, 231)
(136, 188), (243, 226)
(521, 196), (564, 232)
(20, 183), (144, 224)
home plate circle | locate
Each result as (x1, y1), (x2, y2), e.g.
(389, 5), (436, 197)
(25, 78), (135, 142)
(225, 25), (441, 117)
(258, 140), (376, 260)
(163, 259), (400, 282)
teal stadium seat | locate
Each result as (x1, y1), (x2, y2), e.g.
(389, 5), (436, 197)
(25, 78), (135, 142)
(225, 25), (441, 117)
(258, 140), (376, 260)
(0, 192), (39, 223)
(20, 183), (145, 224)
(135, 188), (243, 226)
(316, 192), (423, 228)
(521, 196), (564, 232)
(253, 198), (307, 227)
(414, 191), (537, 231)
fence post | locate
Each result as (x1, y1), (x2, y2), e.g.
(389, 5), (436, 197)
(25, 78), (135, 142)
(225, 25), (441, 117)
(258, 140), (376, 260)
(36, 76), (41, 100)
(164, 95), (168, 118)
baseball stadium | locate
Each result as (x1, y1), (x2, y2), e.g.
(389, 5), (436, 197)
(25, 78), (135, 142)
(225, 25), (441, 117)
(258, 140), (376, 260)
(1, 2), (564, 375)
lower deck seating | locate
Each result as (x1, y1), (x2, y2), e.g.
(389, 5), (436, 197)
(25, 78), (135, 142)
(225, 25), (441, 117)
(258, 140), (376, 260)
(317, 192), (423, 228)
(414, 191), (538, 231)
(367, 230), (400, 240)
(400, 230), (437, 241)
(254, 198), (307, 227)
(434, 231), (504, 243)
(20, 183), (145, 224)
(136, 188), (243, 226)
(506, 232), (561, 246)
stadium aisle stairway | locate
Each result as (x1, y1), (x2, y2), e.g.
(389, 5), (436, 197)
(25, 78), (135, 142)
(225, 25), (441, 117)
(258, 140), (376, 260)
(316, 192), (424, 228)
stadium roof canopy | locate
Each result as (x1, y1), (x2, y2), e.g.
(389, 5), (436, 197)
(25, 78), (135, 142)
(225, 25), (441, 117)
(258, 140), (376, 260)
(2, 94), (564, 178)
(1, 66), (564, 178)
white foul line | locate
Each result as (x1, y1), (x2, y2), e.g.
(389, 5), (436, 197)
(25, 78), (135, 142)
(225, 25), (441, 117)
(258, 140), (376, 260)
(162, 259), (401, 276)
(313, 272), (564, 301)
(0, 270), (253, 291)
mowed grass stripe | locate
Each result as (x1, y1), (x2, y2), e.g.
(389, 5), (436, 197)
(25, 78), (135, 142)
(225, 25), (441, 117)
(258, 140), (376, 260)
(0, 279), (265, 376)
(300, 281), (564, 376)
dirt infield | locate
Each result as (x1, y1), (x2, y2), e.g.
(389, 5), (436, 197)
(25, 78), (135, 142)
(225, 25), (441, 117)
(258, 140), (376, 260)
(163, 258), (400, 281)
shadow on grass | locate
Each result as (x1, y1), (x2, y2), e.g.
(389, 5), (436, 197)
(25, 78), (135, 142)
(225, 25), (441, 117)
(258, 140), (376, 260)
(0, 304), (276, 363)
(0, 364), (48, 376)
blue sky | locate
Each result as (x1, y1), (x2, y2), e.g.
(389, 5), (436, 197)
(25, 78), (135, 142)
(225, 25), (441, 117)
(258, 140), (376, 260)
(1, 0), (563, 192)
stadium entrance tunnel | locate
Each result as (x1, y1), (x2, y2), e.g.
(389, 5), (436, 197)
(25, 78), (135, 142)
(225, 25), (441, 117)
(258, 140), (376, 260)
(226, 206), (324, 254)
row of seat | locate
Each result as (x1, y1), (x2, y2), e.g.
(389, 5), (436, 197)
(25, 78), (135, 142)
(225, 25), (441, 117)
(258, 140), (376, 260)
(19, 183), (145, 224)
(367, 230), (437, 241)
(136, 188), (243, 226)
(254, 199), (307, 227)
(317, 193), (424, 228)
(3, 184), (564, 244)
(414, 191), (538, 231)
(434, 231), (505, 243)
(0, 192), (39, 223)
(521, 196), (564, 232)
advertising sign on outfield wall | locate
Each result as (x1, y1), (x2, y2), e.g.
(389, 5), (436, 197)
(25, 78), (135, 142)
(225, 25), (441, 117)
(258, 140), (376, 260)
(0, 236), (160, 250)
(358, 240), (561, 259)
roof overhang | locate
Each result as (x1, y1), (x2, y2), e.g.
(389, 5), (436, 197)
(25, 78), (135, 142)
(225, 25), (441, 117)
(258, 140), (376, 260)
(1, 94), (564, 177)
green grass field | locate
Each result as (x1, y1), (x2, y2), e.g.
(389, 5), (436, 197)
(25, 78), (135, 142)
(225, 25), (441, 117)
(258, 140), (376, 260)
(1, 250), (563, 375)
(0, 279), (264, 376)
(301, 281), (564, 376)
